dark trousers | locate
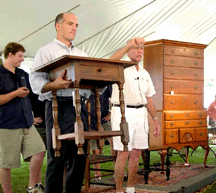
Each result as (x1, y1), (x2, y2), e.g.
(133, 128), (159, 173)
(45, 98), (88, 193)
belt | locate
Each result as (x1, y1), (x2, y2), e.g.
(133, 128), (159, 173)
(112, 104), (146, 109)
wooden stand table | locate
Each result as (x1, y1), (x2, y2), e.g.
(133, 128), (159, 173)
(35, 55), (134, 156)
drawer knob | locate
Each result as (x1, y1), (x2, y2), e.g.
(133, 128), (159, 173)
(194, 101), (198, 104)
(97, 68), (103, 72)
(199, 121), (203, 125)
(183, 59), (187, 63)
(171, 72), (175, 75)
(194, 61), (198, 66)
(171, 101), (175, 104)
(170, 85), (174, 89)
(170, 134), (174, 138)
(171, 60), (175, 64)
(194, 73), (198, 76)
(170, 114), (174, 118)
(185, 121), (189, 125)
(185, 113), (189, 117)
(194, 52), (198, 55)
(170, 123), (174, 127)
(170, 50), (175, 53)
(199, 113), (203, 117)
(199, 132), (204, 136)
(194, 86), (198, 90)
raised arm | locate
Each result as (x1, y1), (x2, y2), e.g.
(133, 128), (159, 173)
(110, 37), (145, 60)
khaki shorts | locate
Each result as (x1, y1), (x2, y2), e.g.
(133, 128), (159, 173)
(0, 125), (46, 168)
(90, 121), (111, 151)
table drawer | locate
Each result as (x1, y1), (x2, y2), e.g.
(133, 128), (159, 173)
(164, 94), (203, 110)
(164, 79), (203, 94)
(164, 55), (204, 68)
(78, 63), (120, 82)
(165, 119), (207, 129)
(180, 128), (195, 143)
(164, 66), (203, 80)
(165, 129), (179, 144)
(194, 128), (207, 142)
(164, 110), (207, 120)
(164, 45), (204, 58)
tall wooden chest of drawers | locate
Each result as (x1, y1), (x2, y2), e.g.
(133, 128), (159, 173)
(144, 39), (208, 151)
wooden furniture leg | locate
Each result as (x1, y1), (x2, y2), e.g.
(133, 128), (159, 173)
(184, 147), (190, 166)
(118, 83), (129, 151)
(144, 150), (150, 184)
(52, 90), (61, 157)
(95, 87), (104, 154)
(166, 148), (171, 180)
(74, 81), (84, 154)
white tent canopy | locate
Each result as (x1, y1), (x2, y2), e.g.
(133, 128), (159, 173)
(0, 0), (216, 106)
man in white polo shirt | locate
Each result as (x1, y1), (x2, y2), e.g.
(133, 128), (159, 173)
(110, 37), (161, 193)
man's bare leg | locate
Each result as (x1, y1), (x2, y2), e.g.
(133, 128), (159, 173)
(0, 168), (12, 193)
(28, 152), (45, 187)
(127, 149), (142, 188)
(115, 151), (129, 192)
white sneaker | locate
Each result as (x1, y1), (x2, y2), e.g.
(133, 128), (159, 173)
(26, 187), (37, 193)
(35, 183), (44, 193)
(26, 184), (44, 193)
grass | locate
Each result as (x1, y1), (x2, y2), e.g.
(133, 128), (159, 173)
(0, 145), (215, 192)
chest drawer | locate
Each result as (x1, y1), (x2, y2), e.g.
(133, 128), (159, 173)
(164, 66), (203, 80)
(165, 129), (179, 144)
(180, 128), (195, 143)
(164, 45), (204, 58)
(165, 119), (207, 129)
(164, 55), (204, 68)
(164, 110), (207, 120)
(164, 94), (203, 110)
(164, 79), (203, 94)
(194, 128), (207, 142)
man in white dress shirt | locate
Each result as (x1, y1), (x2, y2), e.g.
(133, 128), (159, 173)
(110, 37), (161, 193)
(30, 13), (90, 193)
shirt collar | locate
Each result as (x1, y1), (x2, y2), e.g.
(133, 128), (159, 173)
(125, 56), (143, 71)
(54, 38), (74, 49)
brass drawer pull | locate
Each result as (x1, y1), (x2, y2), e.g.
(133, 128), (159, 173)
(171, 72), (175, 75)
(97, 68), (103, 72)
(185, 121), (189, 125)
(170, 134), (174, 138)
(171, 60), (175, 63)
(199, 113), (203, 117)
(194, 52), (198, 55)
(194, 73), (198, 76)
(194, 86), (198, 90)
(171, 101), (175, 104)
(170, 114), (174, 118)
(194, 101), (198, 104)
(170, 50), (175, 53)
(194, 61), (198, 66)
(185, 113), (189, 117)
(199, 121), (203, 125)
(170, 85), (174, 89)
(170, 123), (174, 127)
(199, 132), (203, 136)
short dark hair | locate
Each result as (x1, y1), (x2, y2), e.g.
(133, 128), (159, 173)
(4, 42), (25, 59)
(55, 13), (65, 27)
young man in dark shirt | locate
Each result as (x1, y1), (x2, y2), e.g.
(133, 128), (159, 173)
(0, 42), (46, 193)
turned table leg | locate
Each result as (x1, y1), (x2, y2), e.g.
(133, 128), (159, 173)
(95, 87), (104, 154)
(52, 90), (61, 157)
(74, 81), (85, 154)
(118, 83), (129, 151)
